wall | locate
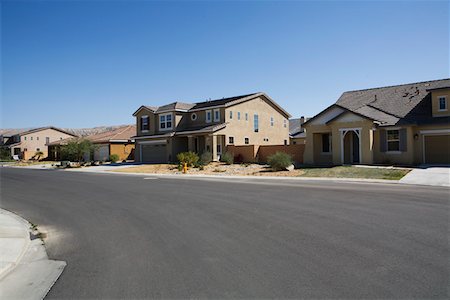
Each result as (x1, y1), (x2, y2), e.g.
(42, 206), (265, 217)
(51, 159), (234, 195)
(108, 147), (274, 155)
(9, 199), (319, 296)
(136, 108), (157, 136)
(257, 144), (304, 163)
(431, 88), (450, 117)
(110, 143), (135, 161)
(223, 97), (290, 147)
(226, 145), (258, 162)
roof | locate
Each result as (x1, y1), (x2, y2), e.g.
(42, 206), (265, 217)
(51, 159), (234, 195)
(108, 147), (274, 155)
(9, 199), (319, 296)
(1, 126), (77, 137)
(307, 78), (450, 127)
(48, 125), (135, 145)
(134, 92), (291, 118)
(174, 123), (227, 136)
(289, 118), (305, 135)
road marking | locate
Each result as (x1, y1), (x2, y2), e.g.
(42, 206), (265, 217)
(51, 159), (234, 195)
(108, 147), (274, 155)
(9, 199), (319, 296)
(143, 177), (158, 180)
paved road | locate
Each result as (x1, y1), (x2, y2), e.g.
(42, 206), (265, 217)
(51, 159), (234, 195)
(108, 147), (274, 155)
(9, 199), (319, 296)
(1, 168), (449, 299)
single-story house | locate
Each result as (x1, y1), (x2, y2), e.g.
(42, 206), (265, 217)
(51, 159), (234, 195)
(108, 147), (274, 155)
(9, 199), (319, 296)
(48, 125), (136, 161)
(303, 78), (450, 166)
(289, 117), (307, 145)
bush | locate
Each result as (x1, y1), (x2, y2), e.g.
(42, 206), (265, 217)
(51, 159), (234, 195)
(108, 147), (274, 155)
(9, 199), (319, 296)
(267, 152), (293, 171)
(200, 151), (212, 165)
(177, 151), (199, 167)
(109, 154), (120, 163)
(220, 151), (234, 165)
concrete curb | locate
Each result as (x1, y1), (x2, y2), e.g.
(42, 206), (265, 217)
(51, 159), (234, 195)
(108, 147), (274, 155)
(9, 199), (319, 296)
(0, 209), (66, 300)
(66, 167), (401, 185)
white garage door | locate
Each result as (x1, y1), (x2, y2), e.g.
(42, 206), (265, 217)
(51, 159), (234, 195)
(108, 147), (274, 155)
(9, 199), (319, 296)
(141, 143), (167, 163)
(94, 145), (110, 161)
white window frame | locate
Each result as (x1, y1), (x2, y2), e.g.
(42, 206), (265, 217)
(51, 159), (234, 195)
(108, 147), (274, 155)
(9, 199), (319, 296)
(438, 96), (447, 111)
(213, 109), (220, 122)
(228, 136), (234, 144)
(244, 137), (249, 145)
(205, 110), (212, 123)
(191, 113), (197, 121)
(229, 111), (233, 119)
(270, 117), (274, 126)
(253, 114), (259, 133)
(245, 113), (248, 121)
(159, 113), (173, 130)
(386, 129), (400, 152)
(283, 119), (287, 128)
(141, 115), (149, 132)
(237, 112), (241, 120)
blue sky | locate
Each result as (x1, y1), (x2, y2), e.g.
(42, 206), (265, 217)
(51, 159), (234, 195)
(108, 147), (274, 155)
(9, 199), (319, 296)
(1, 0), (449, 128)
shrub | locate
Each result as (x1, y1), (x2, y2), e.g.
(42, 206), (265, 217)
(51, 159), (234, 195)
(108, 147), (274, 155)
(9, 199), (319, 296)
(176, 151), (199, 167)
(220, 151), (234, 165)
(109, 154), (120, 163)
(267, 152), (293, 171)
(200, 151), (212, 165)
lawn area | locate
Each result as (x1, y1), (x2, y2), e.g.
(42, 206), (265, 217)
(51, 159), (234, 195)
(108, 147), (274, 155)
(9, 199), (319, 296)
(298, 166), (410, 180)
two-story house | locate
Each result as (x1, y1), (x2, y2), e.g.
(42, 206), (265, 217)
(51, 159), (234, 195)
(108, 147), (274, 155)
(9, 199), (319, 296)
(1, 126), (77, 160)
(132, 93), (291, 163)
(303, 78), (450, 166)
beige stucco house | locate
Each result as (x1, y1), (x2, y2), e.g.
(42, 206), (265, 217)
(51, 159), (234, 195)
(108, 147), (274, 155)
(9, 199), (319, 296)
(303, 79), (450, 166)
(1, 126), (77, 160)
(133, 93), (291, 163)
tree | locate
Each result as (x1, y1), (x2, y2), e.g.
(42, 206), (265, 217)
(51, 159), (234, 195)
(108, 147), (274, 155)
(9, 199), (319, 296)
(60, 138), (97, 162)
(34, 151), (44, 160)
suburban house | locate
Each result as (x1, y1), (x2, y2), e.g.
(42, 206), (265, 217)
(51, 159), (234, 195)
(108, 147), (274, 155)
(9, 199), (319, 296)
(0, 126), (77, 160)
(48, 125), (136, 161)
(289, 117), (307, 144)
(133, 93), (291, 163)
(303, 78), (450, 166)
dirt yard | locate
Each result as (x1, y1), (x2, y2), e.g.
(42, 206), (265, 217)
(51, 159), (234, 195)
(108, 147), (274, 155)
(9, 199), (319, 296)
(112, 162), (305, 177)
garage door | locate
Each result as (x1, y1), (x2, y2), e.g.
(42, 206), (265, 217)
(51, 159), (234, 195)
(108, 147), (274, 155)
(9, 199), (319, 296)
(141, 144), (167, 163)
(424, 135), (450, 164)
(94, 145), (110, 161)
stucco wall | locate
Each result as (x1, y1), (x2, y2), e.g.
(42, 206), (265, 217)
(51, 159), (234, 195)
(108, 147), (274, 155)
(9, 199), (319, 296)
(431, 88), (450, 117)
(110, 143), (135, 161)
(15, 128), (74, 159)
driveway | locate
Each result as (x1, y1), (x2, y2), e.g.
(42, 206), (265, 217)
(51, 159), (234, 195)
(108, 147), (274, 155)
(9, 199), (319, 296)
(400, 166), (450, 187)
(0, 168), (448, 299)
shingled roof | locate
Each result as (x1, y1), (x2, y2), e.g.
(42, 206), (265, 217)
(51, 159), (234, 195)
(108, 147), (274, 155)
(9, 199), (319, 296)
(331, 78), (450, 126)
(48, 125), (135, 145)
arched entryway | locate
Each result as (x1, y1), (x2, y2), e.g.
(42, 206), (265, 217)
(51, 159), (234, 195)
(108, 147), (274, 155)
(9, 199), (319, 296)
(340, 128), (361, 164)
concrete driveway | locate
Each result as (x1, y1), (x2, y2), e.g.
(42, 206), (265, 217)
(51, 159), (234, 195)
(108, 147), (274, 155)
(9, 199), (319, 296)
(400, 166), (450, 187)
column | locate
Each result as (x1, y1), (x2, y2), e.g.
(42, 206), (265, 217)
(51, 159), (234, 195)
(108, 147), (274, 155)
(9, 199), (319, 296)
(211, 135), (218, 161)
(187, 135), (195, 152)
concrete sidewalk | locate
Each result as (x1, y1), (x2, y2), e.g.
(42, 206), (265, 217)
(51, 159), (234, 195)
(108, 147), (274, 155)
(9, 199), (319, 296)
(400, 166), (450, 187)
(0, 209), (66, 300)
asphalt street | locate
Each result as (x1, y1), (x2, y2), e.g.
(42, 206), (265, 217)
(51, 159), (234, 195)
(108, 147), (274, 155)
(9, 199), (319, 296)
(0, 167), (449, 299)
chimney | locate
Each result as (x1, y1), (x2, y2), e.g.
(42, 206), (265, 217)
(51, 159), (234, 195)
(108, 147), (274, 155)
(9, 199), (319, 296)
(300, 116), (305, 125)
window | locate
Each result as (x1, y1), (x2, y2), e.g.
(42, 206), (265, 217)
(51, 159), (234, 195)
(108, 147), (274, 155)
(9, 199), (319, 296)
(270, 117), (274, 126)
(244, 137), (249, 144)
(191, 113), (197, 121)
(254, 114), (259, 132)
(322, 133), (332, 153)
(46, 137), (50, 145)
(284, 140), (288, 145)
(229, 137), (234, 144)
(159, 113), (172, 130)
(140, 115), (149, 131)
(206, 110), (212, 123)
(263, 138), (269, 142)
(213, 109), (220, 122)
(438, 96), (447, 111)
(24, 137), (27, 141)
(245, 113), (248, 121)
(36, 137), (39, 141)
(283, 119), (287, 128)
(60, 137), (63, 140)
(36, 148), (40, 151)
(31, 137), (33, 141)
(229, 111), (233, 119)
(387, 130), (400, 151)
(237, 112), (241, 120)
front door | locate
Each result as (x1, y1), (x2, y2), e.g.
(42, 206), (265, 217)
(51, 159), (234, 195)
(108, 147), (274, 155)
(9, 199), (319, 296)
(352, 132), (360, 163)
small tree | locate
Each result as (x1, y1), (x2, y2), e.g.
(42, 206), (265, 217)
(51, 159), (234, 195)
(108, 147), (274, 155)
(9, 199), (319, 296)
(60, 138), (97, 162)
(200, 151), (212, 165)
(34, 151), (44, 160)
(267, 152), (293, 171)
(0, 147), (12, 161)
(177, 151), (199, 167)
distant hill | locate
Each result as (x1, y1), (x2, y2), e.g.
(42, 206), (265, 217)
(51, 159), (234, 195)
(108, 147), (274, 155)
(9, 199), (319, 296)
(0, 125), (132, 137)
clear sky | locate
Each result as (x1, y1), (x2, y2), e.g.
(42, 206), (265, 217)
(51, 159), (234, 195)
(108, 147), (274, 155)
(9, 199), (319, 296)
(1, 0), (449, 128)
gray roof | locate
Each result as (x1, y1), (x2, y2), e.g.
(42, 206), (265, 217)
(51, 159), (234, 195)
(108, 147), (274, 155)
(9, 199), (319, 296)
(155, 102), (195, 113)
(335, 78), (450, 125)
(289, 118), (305, 135)
(191, 93), (258, 110)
